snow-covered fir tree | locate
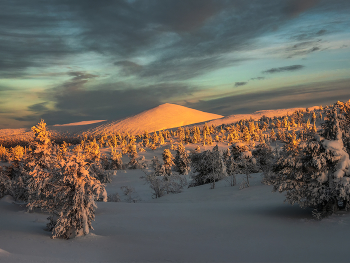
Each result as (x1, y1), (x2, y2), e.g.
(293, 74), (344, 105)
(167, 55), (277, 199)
(223, 149), (236, 186)
(190, 145), (227, 188)
(25, 120), (107, 238)
(174, 143), (191, 175)
(162, 149), (174, 176)
(110, 147), (123, 170)
(0, 167), (11, 198)
(41, 154), (107, 239)
(252, 142), (274, 175)
(267, 109), (350, 217)
(128, 144), (140, 169)
(0, 145), (7, 161)
(242, 126), (251, 142)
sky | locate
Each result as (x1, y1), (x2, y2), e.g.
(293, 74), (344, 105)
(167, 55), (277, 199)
(0, 0), (350, 129)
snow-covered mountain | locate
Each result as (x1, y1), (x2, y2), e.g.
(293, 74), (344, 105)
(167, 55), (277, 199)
(0, 104), (321, 138)
(88, 103), (223, 135)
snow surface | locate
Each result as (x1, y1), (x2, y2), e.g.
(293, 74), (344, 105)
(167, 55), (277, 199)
(2, 168), (350, 263)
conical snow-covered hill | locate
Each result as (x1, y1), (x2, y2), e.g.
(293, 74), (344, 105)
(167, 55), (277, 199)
(90, 103), (223, 135)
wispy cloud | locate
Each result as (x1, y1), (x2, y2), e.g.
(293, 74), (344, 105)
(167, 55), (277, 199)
(185, 78), (350, 116)
(262, 65), (305, 74)
(251, 77), (265, 81)
(234, 82), (247, 87)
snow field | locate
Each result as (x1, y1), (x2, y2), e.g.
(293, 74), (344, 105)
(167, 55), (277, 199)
(1, 168), (350, 263)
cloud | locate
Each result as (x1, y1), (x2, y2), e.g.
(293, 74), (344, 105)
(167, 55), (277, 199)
(28, 102), (49, 113)
(0, 1), (78, 77)
(52, 71), (99, 94)
(234, 82), (247, 87)
(262, 65), (305, 74)
(34, 80), (199, 125)
(283, 0), (320, 17)
(2, 0), (350, 128)
(1, 0), (348, 81)
(185, 78), (350, 116)
(284, 39), (323, 58)
(251, 77), (265, 81)
(114, 61), (143, 76)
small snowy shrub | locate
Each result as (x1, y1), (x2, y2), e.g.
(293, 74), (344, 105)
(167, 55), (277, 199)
(144, 156), (187, 198)
(107, 192), (121, 202)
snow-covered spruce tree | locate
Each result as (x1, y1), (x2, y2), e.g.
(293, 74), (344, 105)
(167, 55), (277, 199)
(190, 145), (227, 189)
(267, 109), (350, 218)
(151, 156), (165, 176)
(229, 142), (258, 188)
(223, 149), (236, 186)
(10, 120), (56, 202)
(162, 149), (174, 176)
(161, 149), (187, 192)
(159, 132), (165, 145)
(336, 101), (350, 154)
(31, 153), (107, 239)
(128, 144), (140, 169)
(82, 138), (111, 183)
(270, 129), (276, 141)
(174, 143), (191, 175)
(110, 147), (123, 170)
(177, 127), (185, 143)
(26, 120), (107, 238)
(0, 145), (7, 161)
(0, 167), (11, 198)
(151, 132), (159, 145)
(242, 126), (251, 142)
(252, 142), (274, 175)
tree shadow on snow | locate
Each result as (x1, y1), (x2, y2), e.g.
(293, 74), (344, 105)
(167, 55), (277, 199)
(255, 204), (314, 220)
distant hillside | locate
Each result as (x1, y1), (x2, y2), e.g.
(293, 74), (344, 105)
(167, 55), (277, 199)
(208, 106), (319, 127)
(0, 104), (324, 141)
(89, 103), (224, 135)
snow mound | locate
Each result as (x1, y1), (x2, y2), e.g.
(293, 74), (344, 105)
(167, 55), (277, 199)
(90, 103), (223, 135)
(0, 195), (14, 204)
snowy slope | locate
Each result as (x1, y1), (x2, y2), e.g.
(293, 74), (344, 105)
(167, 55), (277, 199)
(54, 120), (107, 127)
(50, 120), (108, 135)
(89, 103), (223, 135)
(208, 106), (319, 126)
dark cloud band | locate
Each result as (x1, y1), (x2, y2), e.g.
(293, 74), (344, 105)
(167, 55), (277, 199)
(262, 65), (305, 74)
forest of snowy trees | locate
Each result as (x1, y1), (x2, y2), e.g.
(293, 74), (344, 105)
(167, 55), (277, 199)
(1, 100), (350, 239)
